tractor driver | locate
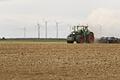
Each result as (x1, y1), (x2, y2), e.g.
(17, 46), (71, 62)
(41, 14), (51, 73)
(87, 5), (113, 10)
(84, 26), (88, 32)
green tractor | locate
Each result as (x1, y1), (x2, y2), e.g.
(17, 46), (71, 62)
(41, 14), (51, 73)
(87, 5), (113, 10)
(67, 25), (94, 43)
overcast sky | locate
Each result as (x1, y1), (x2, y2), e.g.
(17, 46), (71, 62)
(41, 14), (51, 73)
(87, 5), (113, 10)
(0, 0), (120, 38)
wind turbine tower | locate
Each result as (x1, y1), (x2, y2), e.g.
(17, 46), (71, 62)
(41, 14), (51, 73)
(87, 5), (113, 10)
(24, 27), (26, 38)
(37, 23), (40, 39)
(56, 22), (59, 38)
(45, 21), (48, 39)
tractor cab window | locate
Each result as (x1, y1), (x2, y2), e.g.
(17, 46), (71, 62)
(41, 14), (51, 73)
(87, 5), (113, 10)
(84, 26), (88, 31)
(77, 27), (83, 31)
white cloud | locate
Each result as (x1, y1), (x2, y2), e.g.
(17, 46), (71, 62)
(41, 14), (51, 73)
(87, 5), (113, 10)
(87, 8), (120, 25)
(85, 8), (120, 37)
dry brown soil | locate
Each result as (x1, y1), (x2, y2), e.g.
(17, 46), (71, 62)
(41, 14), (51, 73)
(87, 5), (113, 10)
(0, 43), (120, 80)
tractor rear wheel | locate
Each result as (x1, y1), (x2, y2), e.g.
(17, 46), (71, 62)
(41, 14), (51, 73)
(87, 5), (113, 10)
(76, 35), (84, 43)
(86, 32), (94, 43)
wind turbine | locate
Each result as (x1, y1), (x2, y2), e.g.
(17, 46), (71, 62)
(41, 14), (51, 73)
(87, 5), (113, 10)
(37, 23), (40, 39)
(45, 21), (48, 39)
(55, 22), (59, 38)
(24, 27), (26, 38)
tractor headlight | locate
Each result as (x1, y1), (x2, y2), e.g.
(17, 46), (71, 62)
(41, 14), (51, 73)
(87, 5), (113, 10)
(72, 33), (75, 34)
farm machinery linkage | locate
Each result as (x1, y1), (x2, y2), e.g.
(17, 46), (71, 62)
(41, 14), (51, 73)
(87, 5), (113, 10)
(98, 37), (120, 43)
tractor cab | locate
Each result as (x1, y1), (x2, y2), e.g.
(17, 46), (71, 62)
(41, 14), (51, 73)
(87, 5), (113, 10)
(77, 25), (90, 35)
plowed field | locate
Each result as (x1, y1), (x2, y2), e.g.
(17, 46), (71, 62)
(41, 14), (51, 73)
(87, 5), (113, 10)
(0, 43), (120, 80)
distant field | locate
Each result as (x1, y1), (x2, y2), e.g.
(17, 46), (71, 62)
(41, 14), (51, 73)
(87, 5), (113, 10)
(0, 43), (120, 80)
(0, 38), (66, 44)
